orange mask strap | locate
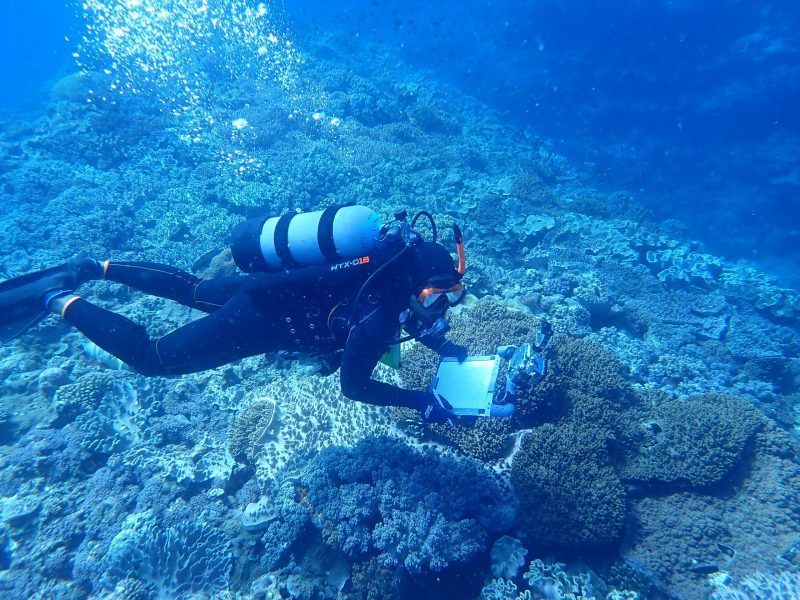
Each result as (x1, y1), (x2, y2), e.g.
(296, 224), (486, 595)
(418, 284), (465, 304)
(418, 288), (438, 304)
(454, 224), (466, 275)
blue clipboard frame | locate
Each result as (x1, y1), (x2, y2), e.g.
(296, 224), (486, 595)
(431, 355), (500, 417)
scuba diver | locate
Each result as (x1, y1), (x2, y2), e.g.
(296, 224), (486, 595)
(0, 206), (476, 423)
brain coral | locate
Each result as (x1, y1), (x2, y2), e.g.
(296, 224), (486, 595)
(621, 394), (764, 488)
(227, 397), (277, 463)
(510, 422), (626, 549)
(295, 435), (515, 574)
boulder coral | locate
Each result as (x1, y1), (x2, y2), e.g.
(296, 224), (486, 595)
(621, 394), (764, 488)
(510, 422), (626, 549)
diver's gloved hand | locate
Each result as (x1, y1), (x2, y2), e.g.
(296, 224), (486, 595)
(411, 391), (455, 424)
(437, 340), (468, 362)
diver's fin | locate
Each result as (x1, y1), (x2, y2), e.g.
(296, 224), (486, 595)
(0, 310), (48, 343)
(0, 259), (103, 343)
(0, 264), (83, 344)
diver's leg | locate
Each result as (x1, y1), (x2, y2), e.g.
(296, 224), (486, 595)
(53, 292), (275, 376)
(102, 261), (244, 313)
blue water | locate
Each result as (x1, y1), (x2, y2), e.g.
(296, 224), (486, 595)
(288, 0), (800, 285)
(5, 0), (799, 285)
(1, 1), (799, 598)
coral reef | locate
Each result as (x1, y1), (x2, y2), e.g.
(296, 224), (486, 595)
(428, 417), (511, 461)
(621, 423), (800, 598)
(227, 397), (277, 463)
(288, 436), (515, 574)
(397, 298), (543, 395)
(711, 571), (800, 599)
(621, 394), (765, 488)
(100, 512), (232, 598)
(490, 536), (528, 580)
(510, 423), (626, 549)
(244, 375), (397, 487)
(529, 335), (629, 413)
(480, 558), (639, 600)
(0, 7), (798, 599)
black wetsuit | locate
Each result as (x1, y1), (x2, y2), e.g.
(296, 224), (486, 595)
(62, 256), (457, 409)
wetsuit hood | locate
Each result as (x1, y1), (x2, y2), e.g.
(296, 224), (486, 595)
(408, 241), (462, 290)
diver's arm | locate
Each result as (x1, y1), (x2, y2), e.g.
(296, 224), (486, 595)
(405, 318), (468, 359)
(339, 307), (422, 409)
(418, 335), (468, 360)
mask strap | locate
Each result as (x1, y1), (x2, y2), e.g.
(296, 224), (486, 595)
(454, 224), (466, 275)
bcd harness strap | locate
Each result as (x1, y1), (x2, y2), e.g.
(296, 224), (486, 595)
(318, 205), (345, 262)
(274, 213), (299, 269)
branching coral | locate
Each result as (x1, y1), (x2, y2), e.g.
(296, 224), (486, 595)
(257, 480), (311, 569)
(3, 427), (97, 484)
(293, 436), (515, 574)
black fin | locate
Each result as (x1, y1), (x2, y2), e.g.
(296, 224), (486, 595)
(0, 265), (68, 344)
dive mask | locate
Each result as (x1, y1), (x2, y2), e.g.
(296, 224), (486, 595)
(418, 283), (466, 309)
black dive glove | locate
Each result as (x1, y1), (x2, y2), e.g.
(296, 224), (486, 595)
(437, 340), (468, 362)
(411, 390), (455, 424)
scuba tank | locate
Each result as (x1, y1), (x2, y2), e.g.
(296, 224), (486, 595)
(230, 205), (383, 273)
(231, 205), (466, 339)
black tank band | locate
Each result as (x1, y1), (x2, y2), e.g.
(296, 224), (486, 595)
(274, 213), (299, 269)
(318, 205), (344, 262)
(230, 216), (269, 272)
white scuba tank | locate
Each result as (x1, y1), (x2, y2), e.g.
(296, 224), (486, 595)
(231, 205), (383, 272)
